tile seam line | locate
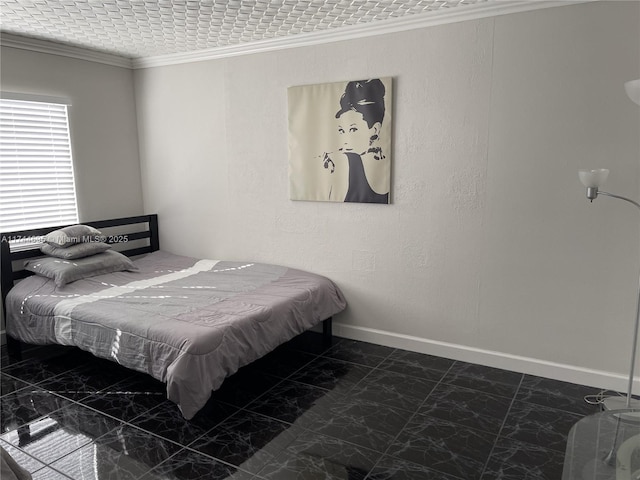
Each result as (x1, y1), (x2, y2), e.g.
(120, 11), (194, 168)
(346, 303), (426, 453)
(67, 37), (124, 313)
(364, 361), (466, 480)
(478, 373), (525, 478)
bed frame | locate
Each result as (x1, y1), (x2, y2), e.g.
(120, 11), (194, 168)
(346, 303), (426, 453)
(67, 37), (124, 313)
(1, 214), (160, 358)
(1, 214), (332, 358)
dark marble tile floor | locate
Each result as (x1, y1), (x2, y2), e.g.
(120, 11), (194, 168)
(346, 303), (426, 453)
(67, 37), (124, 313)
(0, 333), (603, 479)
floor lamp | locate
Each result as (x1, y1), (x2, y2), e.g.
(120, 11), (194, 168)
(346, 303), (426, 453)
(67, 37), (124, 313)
(578, 78), (640, 411)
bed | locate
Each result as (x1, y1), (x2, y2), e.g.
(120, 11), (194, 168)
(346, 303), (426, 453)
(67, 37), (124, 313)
(1, 215), (347, 419)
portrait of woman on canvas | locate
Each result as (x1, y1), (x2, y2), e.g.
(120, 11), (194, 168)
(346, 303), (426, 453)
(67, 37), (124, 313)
(288, 77), (392, 204)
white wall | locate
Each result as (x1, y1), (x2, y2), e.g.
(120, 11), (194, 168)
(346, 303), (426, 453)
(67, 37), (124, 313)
(0, 47), (144, 222)
(479, 4), (640, 375)
(137, 1), (640, 390)
(135, 1), (640, 390)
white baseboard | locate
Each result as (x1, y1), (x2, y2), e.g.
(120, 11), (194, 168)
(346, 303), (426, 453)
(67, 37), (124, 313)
(333, 322), (634, 393)
(1, 320), (630, 393)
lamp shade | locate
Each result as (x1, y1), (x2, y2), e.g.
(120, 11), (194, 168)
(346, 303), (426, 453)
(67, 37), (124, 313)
(625, 79), (640, 106)
(579, 169), (609, 188)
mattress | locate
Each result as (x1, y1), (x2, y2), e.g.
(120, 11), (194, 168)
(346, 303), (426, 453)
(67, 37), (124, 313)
(5, 250), (347, 419)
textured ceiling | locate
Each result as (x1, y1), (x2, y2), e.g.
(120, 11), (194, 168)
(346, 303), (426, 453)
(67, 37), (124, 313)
(0, 0), (493, 59)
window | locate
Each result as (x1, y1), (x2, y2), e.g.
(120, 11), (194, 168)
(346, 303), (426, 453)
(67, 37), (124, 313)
(0, 95), (79, 233)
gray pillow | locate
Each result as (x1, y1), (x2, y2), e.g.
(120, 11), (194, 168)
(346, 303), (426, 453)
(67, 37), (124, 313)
(41, 241), (111, 260)
(45, 224), (105, 248)
(25, 250), (139, 287)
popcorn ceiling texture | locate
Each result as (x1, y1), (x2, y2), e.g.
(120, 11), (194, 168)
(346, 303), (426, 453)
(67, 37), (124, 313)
(0, 0), (489, 58)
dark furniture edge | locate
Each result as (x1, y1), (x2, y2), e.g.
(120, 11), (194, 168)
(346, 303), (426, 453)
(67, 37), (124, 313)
(1, 214), (160, 354)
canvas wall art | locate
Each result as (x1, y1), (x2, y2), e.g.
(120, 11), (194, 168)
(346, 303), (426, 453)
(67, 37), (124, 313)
(288, 77), (392, 204)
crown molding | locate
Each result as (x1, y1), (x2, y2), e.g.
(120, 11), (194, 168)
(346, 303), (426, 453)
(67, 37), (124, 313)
(0, 32), (133, 69)
(1, 0), (595, 70)
(133, 0), (595, 69)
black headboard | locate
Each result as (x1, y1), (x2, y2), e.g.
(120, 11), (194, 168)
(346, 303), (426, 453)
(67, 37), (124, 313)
(1, 214), (159, 319)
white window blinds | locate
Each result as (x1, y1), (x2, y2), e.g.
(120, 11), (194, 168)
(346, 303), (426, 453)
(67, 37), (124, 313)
(0, 97), (79, 232)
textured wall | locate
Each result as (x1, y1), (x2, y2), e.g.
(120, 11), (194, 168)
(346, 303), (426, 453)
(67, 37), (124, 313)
(0, 48), (144, 222)
(136, 1), (639, 388)
(0, 48), (144, 337)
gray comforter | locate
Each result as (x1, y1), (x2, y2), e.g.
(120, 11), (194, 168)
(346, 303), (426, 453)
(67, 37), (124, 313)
(6, 251), (347, 419)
